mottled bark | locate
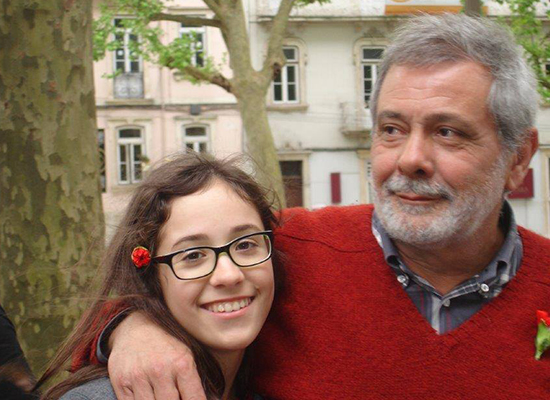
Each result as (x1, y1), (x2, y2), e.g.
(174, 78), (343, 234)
(235, 88), (286, 206)
(0, 0), (104, 373)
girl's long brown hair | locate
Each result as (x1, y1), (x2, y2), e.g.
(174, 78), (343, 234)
(36, 153), (282, 399)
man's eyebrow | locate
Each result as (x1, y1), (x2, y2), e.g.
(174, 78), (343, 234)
(425, 113), (477, 132)
(377, 110), (404, 121)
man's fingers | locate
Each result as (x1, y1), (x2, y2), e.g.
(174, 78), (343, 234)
(148, 362), (181, 400)
(174, 357), (207, 400)
(132, 377), (156, 400)
(110, 375), (137, 400)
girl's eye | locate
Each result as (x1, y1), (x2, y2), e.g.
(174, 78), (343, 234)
(183, 250), (206, 262)
(235, 240), (258, 251)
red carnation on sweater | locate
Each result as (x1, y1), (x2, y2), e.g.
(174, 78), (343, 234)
(536, 310), (550, 360)
(132, 246), (151, 268)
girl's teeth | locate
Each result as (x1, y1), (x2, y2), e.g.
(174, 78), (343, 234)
(208, 298), (252, 313)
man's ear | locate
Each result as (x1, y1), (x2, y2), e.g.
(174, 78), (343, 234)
(505, 128), (539, 192)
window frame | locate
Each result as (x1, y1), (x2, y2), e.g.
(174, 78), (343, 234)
(183, 125), (210, 153)
(267, 38), (308, 110)
(179, 19), (207, 68)
(113, 17), (143, 74)
(273, 46), (300, 104)
(361, 47), (384, 108)
(116, 127), (145, 185)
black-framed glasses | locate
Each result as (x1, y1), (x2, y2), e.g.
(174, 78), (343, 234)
(153, 231), (273, 280)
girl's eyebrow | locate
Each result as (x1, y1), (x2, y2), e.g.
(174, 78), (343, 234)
(231, 224), (263, 234)
(171, 234), (208, 251)
(171, 224), (263, 250)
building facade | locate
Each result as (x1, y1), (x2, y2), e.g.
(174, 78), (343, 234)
(94, 0), (550, 237)
(93, 0), (243, 229)
(250, 0), (550, 236)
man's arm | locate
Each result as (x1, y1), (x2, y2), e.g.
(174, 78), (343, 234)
(104, 312), (206, 400)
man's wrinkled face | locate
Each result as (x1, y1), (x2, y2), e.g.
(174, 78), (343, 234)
(371, 62), (512, 247)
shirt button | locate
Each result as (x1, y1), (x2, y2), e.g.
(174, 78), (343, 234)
(442, 299), (450, 307)
(397, 275), (409, 287)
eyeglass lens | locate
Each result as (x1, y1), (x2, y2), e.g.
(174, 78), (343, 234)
(171, 233), (272, 280)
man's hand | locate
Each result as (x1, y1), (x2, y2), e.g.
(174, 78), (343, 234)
(107, 312), (206, 400)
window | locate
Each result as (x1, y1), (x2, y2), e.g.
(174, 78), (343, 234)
(273, 46), (299, 103)
(180, 21), (205, 67)
(114, 18), (141, 73)
(113, 18), (143, 98)
(98, 129), (106, 192)
(117, 128), (144, 184)
(183, 126), (209, 153)
(361, 47), (384, 107)
(280, 160), (303, 207)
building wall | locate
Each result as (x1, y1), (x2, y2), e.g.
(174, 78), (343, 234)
(93, 0), (242, 235)
(251, 0), (550, 236)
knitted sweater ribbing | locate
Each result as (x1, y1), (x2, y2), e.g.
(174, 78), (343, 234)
(253, 204), (550, 399)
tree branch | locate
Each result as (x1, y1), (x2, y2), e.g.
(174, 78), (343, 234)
(179, 65), (232, 93)
(260, 0), (296, 85)
(202, 0), (223, 17)
(150, 13), (222, 28)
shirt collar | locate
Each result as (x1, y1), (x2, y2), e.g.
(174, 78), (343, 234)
(371, 200), (521, 286)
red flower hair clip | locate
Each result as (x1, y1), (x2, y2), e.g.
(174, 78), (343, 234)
(132, 246), (151, 269)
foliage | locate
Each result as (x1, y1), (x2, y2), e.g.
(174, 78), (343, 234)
(496, 0), (550, 100)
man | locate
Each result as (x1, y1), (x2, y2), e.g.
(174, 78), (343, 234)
(80, 14), (549, 399)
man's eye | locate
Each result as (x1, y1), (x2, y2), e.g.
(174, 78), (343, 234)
(381, 126), (401, 136)
(438, 128), (456, 138)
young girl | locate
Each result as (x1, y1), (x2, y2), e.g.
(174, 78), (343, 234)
(37, 153), (281, 400)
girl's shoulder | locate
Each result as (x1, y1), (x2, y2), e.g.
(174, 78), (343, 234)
(59, 377), (116, 400)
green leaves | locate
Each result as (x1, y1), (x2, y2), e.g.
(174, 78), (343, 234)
(93, 0), (216, 83)
(497, 0), (550, 101)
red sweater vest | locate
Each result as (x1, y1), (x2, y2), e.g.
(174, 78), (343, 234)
(253, 204), (550, 399)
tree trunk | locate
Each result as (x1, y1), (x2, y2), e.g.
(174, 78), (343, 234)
(464, 0), (483, 16)
(236, 89), (287, 208)
(0, 0), (104, 374)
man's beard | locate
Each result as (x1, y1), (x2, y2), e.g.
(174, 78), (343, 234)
(372, 157), (508, 248)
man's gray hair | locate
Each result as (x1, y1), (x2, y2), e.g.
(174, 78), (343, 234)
(370, 13), (538, 152)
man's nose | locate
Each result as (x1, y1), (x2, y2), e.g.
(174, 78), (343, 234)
(209, 253), (245, 287)
(397, 131), (435, 178)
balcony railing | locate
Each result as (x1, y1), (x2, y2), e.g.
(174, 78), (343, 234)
(340, 102), (373, 136)
(114, 73), (144, 99)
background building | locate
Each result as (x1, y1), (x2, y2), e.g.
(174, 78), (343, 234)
(250, 0), (550, 236)
(93, 0), (243, 231)
(94, 0), (550, 236)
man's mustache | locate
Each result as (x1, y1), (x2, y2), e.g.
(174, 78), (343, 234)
(383, 175), (454, 200)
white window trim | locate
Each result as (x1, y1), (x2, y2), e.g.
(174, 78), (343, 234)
(357, 150), (373, 204)
(183, 124), (210, 153)
(116, 126), (145, 185)
(353, 38), (387, 111)
(267, 38), (308, 111)
(113, 17), (143, 74)
(179, 17), (207, 67)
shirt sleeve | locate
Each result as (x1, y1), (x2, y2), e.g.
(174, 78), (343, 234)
(70, 301), (129, 372)
(0, 304), (27, 368)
